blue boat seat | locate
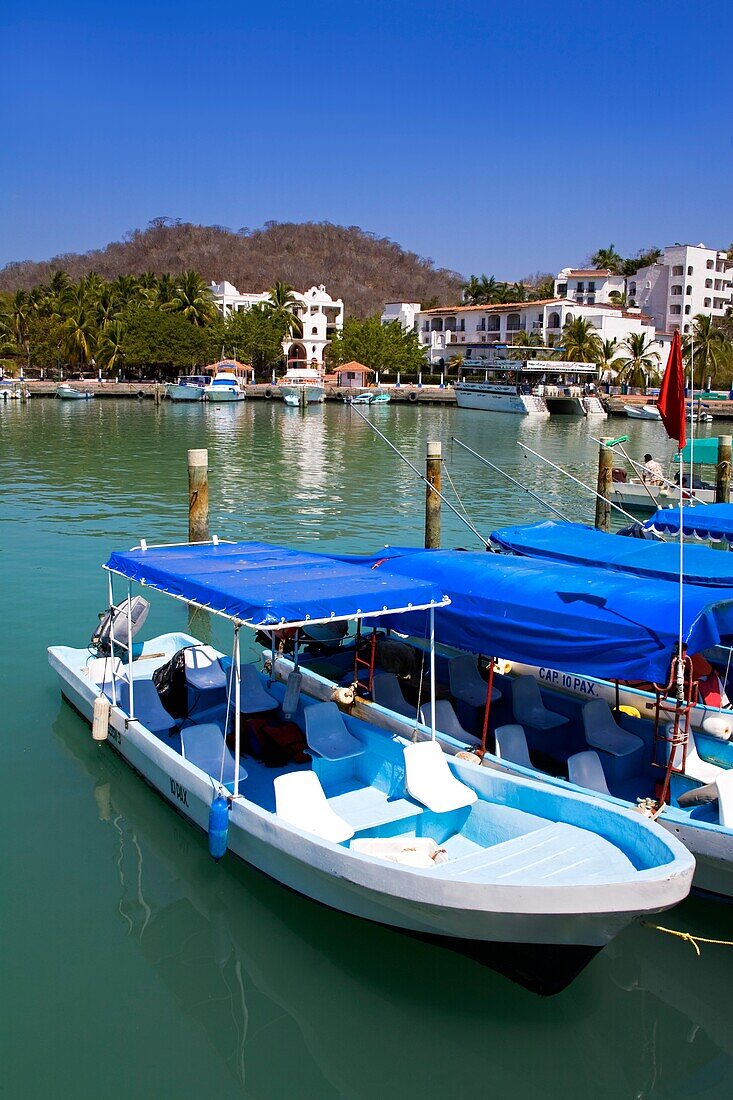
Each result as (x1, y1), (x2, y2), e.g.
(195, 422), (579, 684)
(371, 672), (415, 718)
(184, 645), (227, 691)
(304, 701), (365, 760)
(420, 700), (480, 747)
(511, 676), (569, 731)
(106, 678), (178, 735)
(403, 740), (477, 813)
(582, 700), (644, 758)
(568, 750), (610, 794)
(181, 722), (248, 787)
(274, 771), (354, 843)
(495, 724), (532, 769)
(237, 664), (280, 715)
(449, 654), (501, 708)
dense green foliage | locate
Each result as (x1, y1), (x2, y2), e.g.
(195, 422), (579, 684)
(0, 271), (300, 376)
(327, 315), (426, 374)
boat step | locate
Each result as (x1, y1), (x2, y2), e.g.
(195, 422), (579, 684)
(438, 823), (634, 883)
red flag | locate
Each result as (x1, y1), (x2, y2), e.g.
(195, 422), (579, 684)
(657, 329), (686, 450)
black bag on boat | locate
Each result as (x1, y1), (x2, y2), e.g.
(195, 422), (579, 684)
(152, 648), (190, 720)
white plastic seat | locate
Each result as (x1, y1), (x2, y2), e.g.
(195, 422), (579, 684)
(665, 722), (725, 784)
(403, 740), (478, 813)
(582, 700), (644, 758)
(181, 722), (248, 786)
(677, 768), (733, 826)
(372, 672), (415, 718)
(420, 700), (479, 746)
(185, 645), (227, 691)
(568, 750), (611, 794)
(494, 724), (532, 769)
(511, 675), (569, 731)
(274, 771), (354, 843)
(237, 663), (279, 715)
(448, 654), (501, 708)
(304, 701), (365, 760)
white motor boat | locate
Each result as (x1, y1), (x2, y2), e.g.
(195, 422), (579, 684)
(47, 539), (694, 995)
(57, 384), (93, 400)
(624, 404), (661, 420)
(204, 370), (246, 402)
(279, 367), (325, 406)
(165, 375), (209, 402)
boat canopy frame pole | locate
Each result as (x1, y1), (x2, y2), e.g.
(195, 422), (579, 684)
(348, 402), (491, 548)
(429, 606), (436, 741)
(126, 580), (135, 721)
(107, 572), (117, 706)
(518, 442), (640, 527)
(233, 623), (242, 799)
(451, 436), (570, 523)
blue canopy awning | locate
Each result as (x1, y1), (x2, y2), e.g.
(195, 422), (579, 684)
(490, 520), (733, 588)
(645, 504), (733, 543)
(340, 548), (733, 683)
(105, 541), (448, 628)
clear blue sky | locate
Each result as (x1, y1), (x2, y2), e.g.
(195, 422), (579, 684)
(1, 0), (731, 280)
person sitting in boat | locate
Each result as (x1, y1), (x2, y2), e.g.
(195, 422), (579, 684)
(641, 453), (665, 485)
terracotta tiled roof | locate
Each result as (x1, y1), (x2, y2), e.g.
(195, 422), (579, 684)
(562, 269), (618, 278)
(337, 361), (373, 373)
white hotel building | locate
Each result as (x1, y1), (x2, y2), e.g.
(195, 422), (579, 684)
(404, 298), (657, 368)
(626, 244), (732, 336)
(210, 281), (345, 369)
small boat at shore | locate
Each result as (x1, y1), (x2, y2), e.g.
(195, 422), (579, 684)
(48, 539), (693, 994)
(624, 404), (661, 420)
(57, 384), (93, 400)
(165, 375), (209, 402)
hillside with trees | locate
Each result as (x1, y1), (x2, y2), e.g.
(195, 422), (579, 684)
(0, 219), (465, 318)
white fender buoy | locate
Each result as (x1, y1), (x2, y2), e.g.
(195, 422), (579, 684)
(92, 695), (111, 741)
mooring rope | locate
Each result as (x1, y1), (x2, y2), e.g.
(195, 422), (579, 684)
(641, 921), (733, 956)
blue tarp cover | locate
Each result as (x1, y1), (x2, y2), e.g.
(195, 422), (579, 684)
(337, 548), (733, 682)
(490, 520), (733, 588)
(645, 504), (733, 543)
(105, 541), (447, 627)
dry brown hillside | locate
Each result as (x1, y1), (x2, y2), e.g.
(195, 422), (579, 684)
(0, 219), (465, 316)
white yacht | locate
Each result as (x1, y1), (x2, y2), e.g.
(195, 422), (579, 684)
(204, 368), (246, 403)
(279, 366), (325, 406)
(455, 355), (603, 417)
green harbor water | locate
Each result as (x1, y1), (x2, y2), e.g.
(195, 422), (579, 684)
(2, 398), (732, 1099)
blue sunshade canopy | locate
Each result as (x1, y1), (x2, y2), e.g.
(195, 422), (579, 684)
(341, 548), (733, 682)
(645, 504), (733, 543)
(491, 520), (733, 588)
(105, 541), (448, 627)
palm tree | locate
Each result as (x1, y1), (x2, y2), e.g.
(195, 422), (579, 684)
(616, 332), (661, 388)
(156, 273), (177, 305)
(590, 244), (624, 273)
(559, 316), (603, 363)
(62, 305), (95, 368)
(507, 330), (543, 360)
(684, 314), (730, 389)
(264, 281), (303, 337)
(97, 320), (125, 373)
(167, 271), (217, 326)
(461, 275), (483, 304)
(598, 338), (619, 375)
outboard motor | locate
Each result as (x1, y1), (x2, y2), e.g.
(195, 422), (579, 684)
(92, 596), (150, 655)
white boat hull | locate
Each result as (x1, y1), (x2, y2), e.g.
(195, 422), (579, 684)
(280, 385), (325, 405)
(611, 481), (715, 511)
(205, 389), (246, 402)
(455, 385), (549, 416)
(624, 405), (661, 420)
(165, 383), (205, 402)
